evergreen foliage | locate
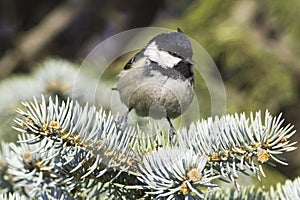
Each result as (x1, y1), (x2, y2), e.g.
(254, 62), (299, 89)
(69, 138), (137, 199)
(0, 94), (297, 199)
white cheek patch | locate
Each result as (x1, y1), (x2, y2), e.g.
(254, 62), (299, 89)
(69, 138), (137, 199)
(144, 41), (182, 68)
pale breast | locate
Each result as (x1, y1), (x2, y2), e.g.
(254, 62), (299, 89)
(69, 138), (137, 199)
(117, 66), (194, 119)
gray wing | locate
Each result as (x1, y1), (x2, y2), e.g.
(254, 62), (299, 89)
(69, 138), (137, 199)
(123, 51), (145, 70)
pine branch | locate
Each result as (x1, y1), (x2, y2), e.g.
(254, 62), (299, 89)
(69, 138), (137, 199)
(0, 142), (13, 193)
(177, 110), (297, 188)
(206, 177), (300, 199)
(0, 95), (297, 199)
(273, 177), (300, 199)
(131, 147), (219, 199)
(0, 58), (113, 143)
(133, 122), (171, 158)
(0, 58), (111, 117)
(130, 111), (297, 198)
(12, 95), (137, 196)
(4, 135), (60, 197)
(0, 192), (27, 200)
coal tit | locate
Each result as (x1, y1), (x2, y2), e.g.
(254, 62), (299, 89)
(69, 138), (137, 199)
(116, 28), (195, 141)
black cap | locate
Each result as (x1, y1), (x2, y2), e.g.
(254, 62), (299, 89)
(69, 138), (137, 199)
(147, 29), (193, 59)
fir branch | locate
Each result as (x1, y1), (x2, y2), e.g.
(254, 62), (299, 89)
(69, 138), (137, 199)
(13, 95), (137, 191)
(273, 177), (300, 199)
(41, 188), (73, 200)
(3, 94), (298, 199)
(133, 122), (171, 159)
(177, 110), (297, 188)
(3, 134), (61, 197)
(0, 192), (27, 200)
(132, 147), (219, 199)
(0, 58), (113, 142)
(205, 185), (269, 199)
(0, 59), (96, 113)
(205, 177), (300, 199)
(32, 59), (98, 103)
(0, 142), (13, 194)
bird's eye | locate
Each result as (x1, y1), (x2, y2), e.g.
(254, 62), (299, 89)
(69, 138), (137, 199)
(169, 51), (181, 58)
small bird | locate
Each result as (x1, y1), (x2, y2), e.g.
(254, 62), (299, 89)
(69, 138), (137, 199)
(116, 28), (195, 142)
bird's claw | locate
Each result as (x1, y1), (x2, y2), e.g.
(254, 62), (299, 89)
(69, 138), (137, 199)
(169, 127), (176, 144)
(116, 113), (129, 131)
(167, 117), (177, 144)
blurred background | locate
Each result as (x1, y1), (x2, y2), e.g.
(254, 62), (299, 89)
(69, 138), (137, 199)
(0, 0), (299, 187)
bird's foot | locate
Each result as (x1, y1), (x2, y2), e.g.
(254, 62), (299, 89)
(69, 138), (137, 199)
(167, 117), (177, 144)
(169, 126), (177, 144)
(116, 113), (129, 131)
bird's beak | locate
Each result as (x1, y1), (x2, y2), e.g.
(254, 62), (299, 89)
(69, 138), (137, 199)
(186, 57), (196, 65)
